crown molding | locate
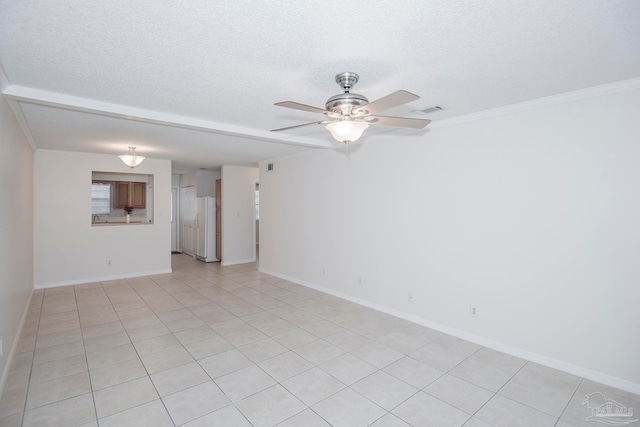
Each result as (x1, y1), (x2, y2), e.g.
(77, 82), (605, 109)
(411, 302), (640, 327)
(431, 77), (640, 129)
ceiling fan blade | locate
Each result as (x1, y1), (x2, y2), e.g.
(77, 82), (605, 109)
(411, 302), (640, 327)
(275, 101), (328, 115)
(271, 120), (333, 132)
(353, 90), (420, 115)
(364, 115), (431, 129)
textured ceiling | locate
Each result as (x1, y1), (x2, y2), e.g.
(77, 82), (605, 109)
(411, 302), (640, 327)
(1, 1), (639, 172)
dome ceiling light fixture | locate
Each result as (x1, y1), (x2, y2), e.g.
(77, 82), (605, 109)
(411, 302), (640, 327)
(119, 146), (145, 168)
(271, 72), (431, 144)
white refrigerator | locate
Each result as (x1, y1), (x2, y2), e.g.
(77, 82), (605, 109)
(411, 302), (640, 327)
(196, 197), (218, 262)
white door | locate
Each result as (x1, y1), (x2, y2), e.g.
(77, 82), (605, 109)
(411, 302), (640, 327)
(171, 187), (178, 252)
(180, 186), (196, 255)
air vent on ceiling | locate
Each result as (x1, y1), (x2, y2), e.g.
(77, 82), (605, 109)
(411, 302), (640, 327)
(415, 105), (445, 114)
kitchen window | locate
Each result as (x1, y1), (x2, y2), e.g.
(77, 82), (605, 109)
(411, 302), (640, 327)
(91, 182), (112, 215)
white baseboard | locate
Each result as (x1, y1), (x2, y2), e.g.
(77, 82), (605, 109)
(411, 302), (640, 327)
(34, 268), (172, 289)
(259, 268), (640, 395)
(0, 288), (34, 397)
(221, 258), (256, 267)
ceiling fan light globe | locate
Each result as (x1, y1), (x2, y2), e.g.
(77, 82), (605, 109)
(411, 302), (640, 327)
(326, 121), (369, 143)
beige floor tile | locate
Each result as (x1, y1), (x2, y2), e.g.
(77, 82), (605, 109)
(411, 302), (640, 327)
(173, 324), (218, 345)
(369, 413), (412, 427)
(236, 384), (306, 427)
(79, 304), (119, 327)
(10, 351), (33, 372)
(93, 376), (159, 419)
(90, 357), (147, 390)
(81, 320), (125, 340)
(312, 387), (386, 427)
(75, 288), (111, 310)
(35, 328), (82, 350)
(16, 335), (36, 353)
(475, 394), (557, 427)
(30, 354), (87, 384)
(37, 315), (80, 337)
(449, 347), (526, 392)
(126, 322), (171, 342)
(117, 307), (160, 328)
(0, 411), (23, 427)
(215, 365), (277, 402)
(318, 353), (377, 385)
(40, 300), (77, 317)
(392, 391), (470, 427)
(238, 338), (287, 363)
(112, 298), (148, 312)
(22, 393), (95, 427)
(184, 335), (234, 360)
(459, 418), (494, 427)
(0, 386), (27, 418)
(26, 371), (91, 410)
(219, 325), (269, 347)
(352, 370), (419, 411)
(293, 339), (344, 365)
(83, 329), (131, 353)
(277, 408), (332, 427)
(187, 302), (225, 318)
(74, 282), (103, 291)
(139, 345), (194, 375)
(258, 351), (314, 382)
(162, 314), (205, 333)
(498, 362), (581, 417)
(181, 405), (252, 427)
(325, 330), (372, 352)
(33, 340), (84, 365)
(1, 257), (636, 427)
(198, 349), (253, 379)
(150, 361), (210, 397)
(349, 342), (404, 369)
(86, 343), (138, 370)
(3, 368), (31, 393)
(133, 333), (182, 356)
(281, 367), (345, 406)
(272, 328), (319, 349)
(559, 379), (640, 427)
(97, 399), (173, 427)
(383, 356), (444, 389)
(162, 381), (230, 425)
(424, 374), (494, 414)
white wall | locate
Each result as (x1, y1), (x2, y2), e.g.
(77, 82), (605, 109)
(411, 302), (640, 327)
(259, 86), (640, 392)
(180, 170), (220, 197)
(0, 94), (34, 392)
(34, 150), (172, 287)
(221, 165), (258, 265)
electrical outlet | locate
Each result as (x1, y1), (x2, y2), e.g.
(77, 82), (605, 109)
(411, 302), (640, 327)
(408, 293), (414, 303)
(470, 305), (478, 317)
(322, 267), (326, 275)
(358, 276), (363, 285)
(107, 259), (112, 266)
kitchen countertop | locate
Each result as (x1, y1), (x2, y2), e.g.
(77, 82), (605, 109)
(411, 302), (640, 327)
(92, 221), (150, 226)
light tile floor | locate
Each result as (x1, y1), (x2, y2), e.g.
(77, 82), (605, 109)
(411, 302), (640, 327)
(1, 254), (638, 426)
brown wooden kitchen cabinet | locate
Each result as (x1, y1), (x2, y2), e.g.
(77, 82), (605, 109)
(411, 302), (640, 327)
(115, 182), (146, 209)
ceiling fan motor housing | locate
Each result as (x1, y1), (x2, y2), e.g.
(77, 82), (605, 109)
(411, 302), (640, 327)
(325, 93), (369, 115)
(326, 71), (369, 115)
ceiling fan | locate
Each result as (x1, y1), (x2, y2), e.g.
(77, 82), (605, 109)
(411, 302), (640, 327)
(271, 72), (431, 143)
